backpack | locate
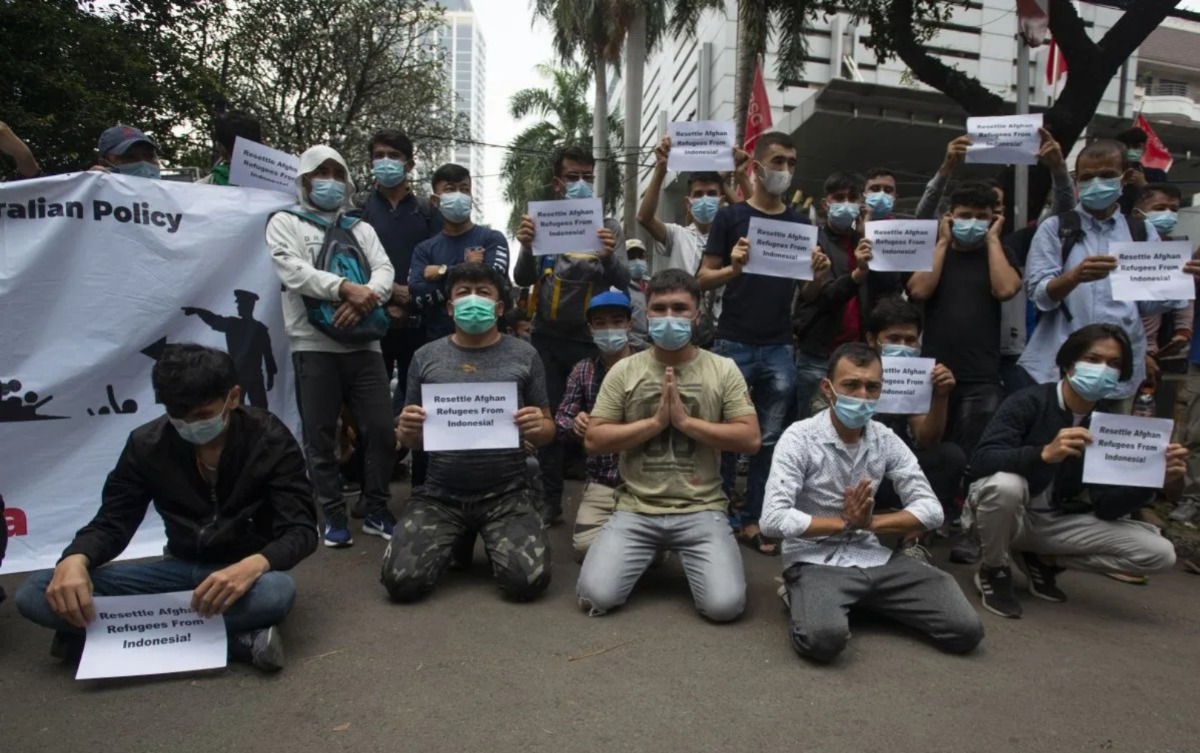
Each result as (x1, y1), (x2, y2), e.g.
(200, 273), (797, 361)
(1052, 211), (1147, 322)
(284, 209), (389, 343)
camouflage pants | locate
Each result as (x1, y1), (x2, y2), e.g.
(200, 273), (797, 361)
(380, 486), (551, 603)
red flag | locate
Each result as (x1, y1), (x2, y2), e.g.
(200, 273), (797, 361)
(743, 60), (773, 154)
(1135, 114), (1174, 172)
(1045, 37), (1067, 85)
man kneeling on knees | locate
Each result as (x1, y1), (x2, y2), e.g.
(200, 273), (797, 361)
(16, 344), (317, 672)
(383, 262), (554, 602)
(760, 343), (984, 664)
(967, 324), (1183, 619)
(576, 269), (760, 622)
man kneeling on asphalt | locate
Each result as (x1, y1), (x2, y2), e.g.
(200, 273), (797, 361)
(760, 343), (984, 664)
(576, 269), (760, 622)
(16, 344), (317, 672)
(383, 262), (554, 602)
(967, 324), (1184, 619)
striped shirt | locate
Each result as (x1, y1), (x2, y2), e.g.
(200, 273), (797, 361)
(554, 356), (620, 487)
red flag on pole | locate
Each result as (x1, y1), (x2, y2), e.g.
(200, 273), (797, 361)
(1135, 114), (1174, 172)
(744, 59), (773, 153)
(1045, 38), (1067, 85)
(1016, 0), (1050, 47)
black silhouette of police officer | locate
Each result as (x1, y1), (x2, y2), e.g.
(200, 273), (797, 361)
(183, 290), (277, 408)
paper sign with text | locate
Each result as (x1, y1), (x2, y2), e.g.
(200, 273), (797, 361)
(865, 220), (938, 272)
(422, 381), (520, 452)
(877, 357), (935, 415)
(965, 113), (1043, 165)
(667, 120), (736, 172)
(227, 137), (299, 194)
(76, 591), (227, 680)
(743, 217), (817, 280)
(529, 198), (603, 255)
(1083, 412), (1172, 489)
(1109, 240), (1194, 302)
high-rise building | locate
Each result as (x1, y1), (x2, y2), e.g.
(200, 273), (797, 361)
(434, 0), (486, 218)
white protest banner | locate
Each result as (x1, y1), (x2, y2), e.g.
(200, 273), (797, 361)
(422, 382), (520, 452)
(743, 217), (817, 280)
(228, 137), (299, 194)
(1109, 240), (1194, 302)
(966, 113), (1043, 165)
(529, 198), (603, 255)
(865, 220), (938, 273)
(76, 592), (227, 680)
(667, 120), (736, 172)
(877, 357), (935, 415)
(0, 172), (299, 574)
(1083, 412), (1172, 489)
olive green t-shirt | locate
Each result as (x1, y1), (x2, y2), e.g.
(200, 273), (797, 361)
(589, 348), (755, 514)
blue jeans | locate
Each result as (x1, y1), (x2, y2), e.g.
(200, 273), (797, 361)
(712, 340), (796, 526)
(794, 350), (829, 421)
(15, 558), (296, 636)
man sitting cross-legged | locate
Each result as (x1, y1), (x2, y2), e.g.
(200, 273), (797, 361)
(576, 269), (761, 623)
(16, 344), (317, 672)
(382, 262), (554, 603)
(760, 343), (984, 664)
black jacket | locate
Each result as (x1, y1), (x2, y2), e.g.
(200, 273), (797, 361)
(792, 225), (902, 359)
(61, 407), (318, 571)
(970, 383), (1153, 519)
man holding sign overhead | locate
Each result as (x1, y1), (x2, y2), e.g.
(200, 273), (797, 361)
(968, 325), (1185, 619)
(383, 262), (553, 603)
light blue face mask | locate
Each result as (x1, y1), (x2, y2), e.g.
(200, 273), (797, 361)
(565, 179), (594, 200)
(952, 218), (990, 247)
(828, 202), (859, 230)
(309, 178), (345, 211)
(591, 328), (629, 354)
(438, 191), (472, 223)
(865, 192), (894, 218)
(881, 344), (920, 358)
(1068, 361), (1120, 402)
(830, 388), (878, 430)
(1078, 177), (1122, 211)
(690, 195), (719, 225)
(114, 161), (161, 180)
(1143, 210), (1178, 237)
(628, 260), (649, 280)
(169, 399), (230, 445)
(372, 158), (406, 187)
(648, 316), (693, 351)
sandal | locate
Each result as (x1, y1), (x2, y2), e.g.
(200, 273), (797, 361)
(1104, 572), (1149, 585)
(738, 530), (779, 556)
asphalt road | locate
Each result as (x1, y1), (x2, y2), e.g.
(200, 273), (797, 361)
(1, 480), (1198, 753)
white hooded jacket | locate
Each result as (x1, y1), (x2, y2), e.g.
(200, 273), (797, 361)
(265, 145), (395, 353)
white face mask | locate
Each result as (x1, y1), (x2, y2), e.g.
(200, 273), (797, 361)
(169, 401), (230, 445)
(757, 165), (793, 196)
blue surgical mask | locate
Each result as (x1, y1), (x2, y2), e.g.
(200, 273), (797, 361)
(830, 388), (878, 430)
(309, 178), (345, 211)
(1143, 210), (1178, 237)
(169, 401), (230, 446)
(628, 260), (648, 280)
(865, 192), (894, 218)
(452, 294), (497, 334)
(438, 191), (472, 223)
(372, 158), (406, 187)
(1078, 177), (1122, 211)
(113, 161), (161, 180)
(828, 202), (859, 230)
(1068, 361), (1120, 402)
(648, 316), (693, 351)
(592, 328), (629, 354)
(565, 179), (594, 200)
(881, 344), (920, 358)
(1126, 149), (1144, 162)
(690, 196), (719, 224)
(952, 218), (990, 247)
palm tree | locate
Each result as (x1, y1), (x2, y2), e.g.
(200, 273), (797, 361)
(733, 2), (818, 145)
(501, 63), (623, 234)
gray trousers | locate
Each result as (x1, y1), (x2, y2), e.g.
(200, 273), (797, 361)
(576, 510), (746, 622)
(1178, 365), (1200, 503)
(784, 554), (984, 664)
(965, 472), (1176, 573)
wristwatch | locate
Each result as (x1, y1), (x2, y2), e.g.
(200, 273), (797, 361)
(437, 264), (448, 278)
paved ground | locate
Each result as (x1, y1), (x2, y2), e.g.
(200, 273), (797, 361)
(1, 480), (1198, 753)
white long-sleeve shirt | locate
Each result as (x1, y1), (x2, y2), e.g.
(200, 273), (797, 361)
(760, 410), (943, 569)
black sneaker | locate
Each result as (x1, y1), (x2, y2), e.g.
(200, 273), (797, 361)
(541, 505), (564, 529)
(49, 631), (85, 662)
(350, 496), (368, 519)
(949, 527), (982, 565)
(1014, 551), (1068, 603)
(229, 626), (285, 672)
(975, 565), (1022, 618)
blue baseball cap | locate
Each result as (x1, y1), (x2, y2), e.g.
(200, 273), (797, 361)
(98, 125), (158, 157)
(587, 291), (631, 313)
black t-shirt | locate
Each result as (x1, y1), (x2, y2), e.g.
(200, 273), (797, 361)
(921, 245), (1019, 385)
(704, 202), (807, 344)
